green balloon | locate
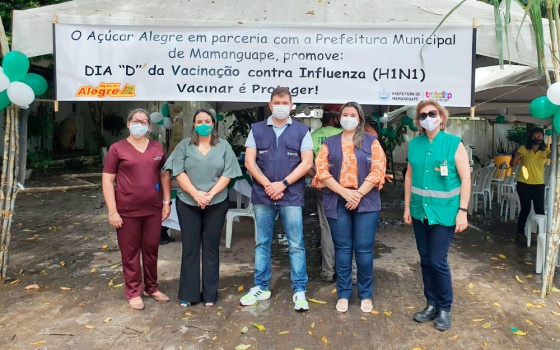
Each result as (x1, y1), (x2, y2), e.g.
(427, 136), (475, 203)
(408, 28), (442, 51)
(530, 96), (558, 119)
(161, 103), (170, 117)
(496, 115), (505, 124)
(371, 112), (381, 119)
(409, 124), (418, 132)
(401, 116), (412, 126)
(2, 51), (30, 82)
(387, 125), (394, 132)
(0, 90), (9, 110)
(388, 130), (397, 140)
(380, 127), (388, 136)
(20, 73), (48, 96)
(545, 128), (553, 136)
(157, 119), (164, 126)
(553, 109), (560, 134)
(216, 114), (224, 121)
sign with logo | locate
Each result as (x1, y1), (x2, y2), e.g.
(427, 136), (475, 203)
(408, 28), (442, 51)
(55, 24), (474, 106)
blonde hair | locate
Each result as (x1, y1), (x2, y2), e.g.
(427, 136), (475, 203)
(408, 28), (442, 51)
(414, 100), (449, 134)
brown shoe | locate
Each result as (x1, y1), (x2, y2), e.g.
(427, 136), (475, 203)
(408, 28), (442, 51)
(128, 296), (145, 310)
(143, 290), (170, 302)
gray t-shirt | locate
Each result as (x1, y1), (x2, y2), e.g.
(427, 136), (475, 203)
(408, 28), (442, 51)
(163, 137), (242, 206)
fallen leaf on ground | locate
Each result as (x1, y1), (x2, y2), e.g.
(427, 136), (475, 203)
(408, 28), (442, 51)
(308, 330), (312, 335)
(217, 312), (222, 317)
(552, 287), (560, 293)
(472, 319), (485, 322)
(468, 283), (474, 289)
(311, 322), (315, 328)
(469, 292), (476, 295)
(60, 287), (72, 291)
(23, 228), (33, 232)
(103, 317), (112, 323)
(322, 336), (328, 343)
(552, 311), (560, 316)
(499, 254), (506, 259)
(30, 340), (46, 345)
(525, 274), (533, 278)
(532, 289), (540, 293)
(360, 317), (367, 321)
(102, 245), (108, 251)
(237, 285), (244, 292)
(307, 298), (326, 304)
(331, 288), (336, 294)
(493, 302), (500, 307)
(490, 257), (499, 261)
(278, 331), (289, 335)
(526, 320), (534, 326)
(512, 330), (527, 336)
(557, 301), (560, 307)
(526, 303), (544, 308)
(483, 342), (489, 346)
(234, 344), (251, 350)
(306, 10), (315, 15)
(25, 284), (40, 290)
(110, 264), (119, 269)
(448, 335), (458, 340)
(370, 310), (380, 315)
(252, 323), (265, 331)
(493, 266), (507, 270)
(413, 348), (422, 350)
(85, 325), (95, 329)
(525, 261), (533, 265)
(212, 336), (217, 340)
(217, 287), (228, 292)
(384, 311), (392, 316)
(405, 306), (415, 309)
(185, 312), (192, 316)
(108, 279), (114, 286)
(113, 283), (123, 288)
(10, 279), (21, 285)
(482, 322), (491, 328)
(241, 326), (248, 334)
(515, 275), (524, 283)
(90, 268), (96, 273)
(60, 261), (66, 267)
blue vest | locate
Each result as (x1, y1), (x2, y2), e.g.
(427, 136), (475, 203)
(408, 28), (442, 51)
(251, 120), (310, 206)
(322, 133), (381, 219)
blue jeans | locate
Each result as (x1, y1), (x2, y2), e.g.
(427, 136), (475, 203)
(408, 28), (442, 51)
(253, 205), (308, 292)
(327, 198), (379, 300)
(412, 218), (455, 312)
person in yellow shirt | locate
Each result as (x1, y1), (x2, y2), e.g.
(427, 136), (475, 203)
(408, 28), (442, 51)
(510, 127), (550, 244)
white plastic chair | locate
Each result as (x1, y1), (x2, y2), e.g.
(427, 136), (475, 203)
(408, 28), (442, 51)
(525, 212), (546, 248)
(225, 203), (257, 249)
(500, 192), (520, 221)
(490, 162), (508, 203)
(469, 167), (493, 215)
(498, 164), (518, 200)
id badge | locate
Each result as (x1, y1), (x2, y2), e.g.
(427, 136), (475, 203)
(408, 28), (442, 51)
(440, 159), (448, 177)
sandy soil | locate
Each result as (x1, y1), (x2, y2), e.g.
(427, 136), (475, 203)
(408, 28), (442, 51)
(1, 174), (559, 350)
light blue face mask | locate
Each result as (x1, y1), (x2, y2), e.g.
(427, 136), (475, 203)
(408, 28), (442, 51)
(195, 124), (213, 137)
(129, 123), (149, 138)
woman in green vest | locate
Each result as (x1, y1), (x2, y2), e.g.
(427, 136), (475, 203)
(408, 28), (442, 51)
(403, 100), (471, 331)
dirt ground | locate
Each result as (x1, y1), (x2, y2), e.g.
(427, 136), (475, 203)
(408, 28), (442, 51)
(1, 169), (560, 350)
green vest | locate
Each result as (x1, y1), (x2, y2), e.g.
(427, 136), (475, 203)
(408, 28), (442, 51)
(408, 132), (462, 227)
(311, 126), (342, 156)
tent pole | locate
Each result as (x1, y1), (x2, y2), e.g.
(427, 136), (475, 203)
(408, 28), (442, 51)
(542, 129), (559, 297)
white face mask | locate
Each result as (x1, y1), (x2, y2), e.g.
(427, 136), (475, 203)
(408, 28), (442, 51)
(129, 123), (149, 138)
(271, 105), (291, 120)
(340, 116), (359, 131)
(419, 116), (441, 132)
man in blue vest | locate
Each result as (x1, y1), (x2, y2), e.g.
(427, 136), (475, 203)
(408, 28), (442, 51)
(240, 87), (314, 311)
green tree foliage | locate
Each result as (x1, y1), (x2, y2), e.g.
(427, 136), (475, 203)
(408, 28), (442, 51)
(1, 1), (70, 44)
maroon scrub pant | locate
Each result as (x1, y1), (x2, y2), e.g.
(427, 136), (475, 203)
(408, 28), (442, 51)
(116, 213), (162, 299)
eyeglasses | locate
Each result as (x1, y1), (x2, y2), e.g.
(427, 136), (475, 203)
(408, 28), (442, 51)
(131, 119), (150, 126)
(418, 110), (438, 120)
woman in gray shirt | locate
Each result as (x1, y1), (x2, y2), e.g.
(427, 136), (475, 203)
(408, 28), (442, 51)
(164, 108), (241, 307)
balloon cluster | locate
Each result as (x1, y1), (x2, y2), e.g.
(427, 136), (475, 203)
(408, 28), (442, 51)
(149, 103), (173, 129)
(0, 51), (48, 110)
(374, 107), (418, 141)
(530, 82), (560, 133)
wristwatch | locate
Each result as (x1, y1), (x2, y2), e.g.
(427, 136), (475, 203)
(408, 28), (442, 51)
(282, 178), (290, 187)
(163, 200), (172, 205)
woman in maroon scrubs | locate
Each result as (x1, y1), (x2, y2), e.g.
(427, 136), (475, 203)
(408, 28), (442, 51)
(102, 108), (172, 310)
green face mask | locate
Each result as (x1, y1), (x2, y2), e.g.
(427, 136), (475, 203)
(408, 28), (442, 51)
(195, 124), (213, 137)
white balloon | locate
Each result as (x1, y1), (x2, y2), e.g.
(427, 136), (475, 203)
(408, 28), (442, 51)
(547, 82), (560, 105)
(379, 116), (389, 124)
(303, 107), (311, 116)
(505, 114), (516, 122)
(403, 134), (411, 142)
(208, 108), (216, 117)
(150, 112), (164, 123)
(163, 117), (173, 130)
(406, 107), (416, 119)
(0, 72), (9, 92)
(7, 82), (34, 107)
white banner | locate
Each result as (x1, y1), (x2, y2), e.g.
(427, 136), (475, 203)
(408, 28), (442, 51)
(55, 24), (474, 106)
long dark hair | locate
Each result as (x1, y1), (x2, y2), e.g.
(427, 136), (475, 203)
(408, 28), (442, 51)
(190, 108), (219, 146)
(526, 127), (546, 151)
(340, 102), (366, 149)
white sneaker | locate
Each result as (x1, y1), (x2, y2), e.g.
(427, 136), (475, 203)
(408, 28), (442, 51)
(293, 291), (309, 311)
(240, 286), (271, 306)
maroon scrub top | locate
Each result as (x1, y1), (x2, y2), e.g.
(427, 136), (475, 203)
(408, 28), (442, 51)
(103, 139), (166, 217)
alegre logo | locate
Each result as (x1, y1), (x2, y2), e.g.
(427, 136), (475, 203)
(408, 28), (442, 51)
(425, 91), (453, 100)
(76, 83), (136, 98)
